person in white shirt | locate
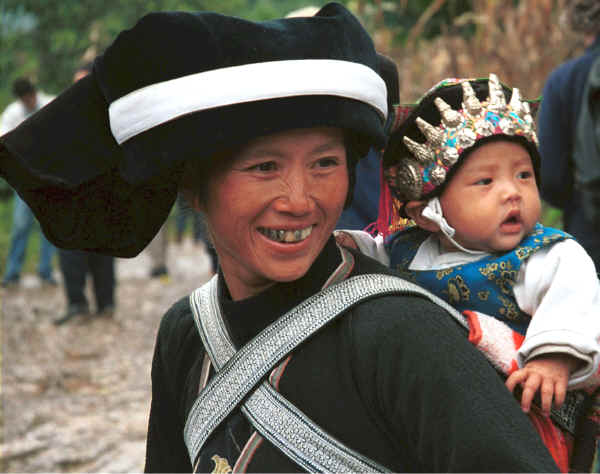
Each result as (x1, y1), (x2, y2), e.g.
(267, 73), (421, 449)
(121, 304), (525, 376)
(338, 73), (600, 472)
(1, 78), (56, 287)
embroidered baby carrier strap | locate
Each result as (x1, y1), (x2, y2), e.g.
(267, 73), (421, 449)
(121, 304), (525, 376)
(184, 272), (469, 472)
(388, 224), (571, 335)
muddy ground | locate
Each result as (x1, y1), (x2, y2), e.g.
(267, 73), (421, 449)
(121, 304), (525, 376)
(1, 239), (214, 472)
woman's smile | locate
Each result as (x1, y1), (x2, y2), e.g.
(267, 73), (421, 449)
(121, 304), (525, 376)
(257, 225), (314, 243)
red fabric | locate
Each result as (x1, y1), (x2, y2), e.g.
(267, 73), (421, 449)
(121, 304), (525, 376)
(528, 408), (570, 473)
(373, 164), (413, 238)
(463, 310), (570, 471)
(375, 164), (394, 238)
(509, 332), (525, 374)
(512, 331), (525, 349)
(464, 310), (483, 345)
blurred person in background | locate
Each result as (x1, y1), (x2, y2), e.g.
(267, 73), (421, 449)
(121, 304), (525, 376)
(538, 0), (600, 272)
(1, 77), (56, 287)
(54, 63), (116, 325)
(147, 221), (169, 279)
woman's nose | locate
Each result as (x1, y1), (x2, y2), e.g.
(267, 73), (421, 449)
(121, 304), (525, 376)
(274, 171), (314, 215)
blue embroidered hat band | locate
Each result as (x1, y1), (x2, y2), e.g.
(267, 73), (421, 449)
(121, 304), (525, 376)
(383, 73), (538, 203)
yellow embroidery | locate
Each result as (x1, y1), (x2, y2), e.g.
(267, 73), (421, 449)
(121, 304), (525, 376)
(498, 295), (519, 321)
(211, 455), (233, 474)
(447, 275), (470, 304)
(436, 268), (454, 280)
(498, 270), (518, 294)
(479, 262), (498, 280)
(515, 247), (530, 259)
(542, 234), (563, 246)
(477, 290), (490, 301)
(532, 227), (544, 236)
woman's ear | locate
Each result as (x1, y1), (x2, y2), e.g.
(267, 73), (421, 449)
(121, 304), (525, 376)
(404, 200), (440, 233)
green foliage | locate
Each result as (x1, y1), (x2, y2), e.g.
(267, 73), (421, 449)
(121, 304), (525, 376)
(541, 203), (564, 229)
(344, 0), (473, 45)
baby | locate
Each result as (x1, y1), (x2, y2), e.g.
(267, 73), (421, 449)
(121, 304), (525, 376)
(339, 74), (600, 471)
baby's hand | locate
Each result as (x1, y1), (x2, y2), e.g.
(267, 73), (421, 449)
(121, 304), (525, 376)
(505, 354), (580, 416)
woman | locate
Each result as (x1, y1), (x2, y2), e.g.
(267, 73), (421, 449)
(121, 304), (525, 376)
(0, 4), (558, 472)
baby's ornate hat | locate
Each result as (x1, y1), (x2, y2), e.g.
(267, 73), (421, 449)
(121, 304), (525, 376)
(375, 74), (540, 236)
(0, 3), (392, 257)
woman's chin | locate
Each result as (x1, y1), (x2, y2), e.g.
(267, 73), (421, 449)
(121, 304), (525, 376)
(261, 258), (314, 284)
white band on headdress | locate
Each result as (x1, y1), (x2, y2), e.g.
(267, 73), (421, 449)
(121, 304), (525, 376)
(108, 59), (388, 145)
(422, 197), (486, 255)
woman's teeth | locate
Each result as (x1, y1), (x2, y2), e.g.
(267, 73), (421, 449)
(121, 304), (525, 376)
(259, 226), (313, 243)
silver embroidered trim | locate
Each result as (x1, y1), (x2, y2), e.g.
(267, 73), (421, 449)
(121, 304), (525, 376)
(241, 384), (388, 472)
(184, 273), (468, 471)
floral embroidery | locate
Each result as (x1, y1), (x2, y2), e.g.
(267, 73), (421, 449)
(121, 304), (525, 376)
(446, 275), (470, 304)
(479, 262), (499, 280)
(436, 268), (454, 280)
(515, 247), (530, 260)
(498, 295), (520, 321)
(477, 290), (490, 301)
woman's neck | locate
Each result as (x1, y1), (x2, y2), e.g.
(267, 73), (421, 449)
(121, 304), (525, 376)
(221, 270), (276, 301)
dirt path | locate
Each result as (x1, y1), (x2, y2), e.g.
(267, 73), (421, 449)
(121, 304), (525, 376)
(1, 239), (214, 472)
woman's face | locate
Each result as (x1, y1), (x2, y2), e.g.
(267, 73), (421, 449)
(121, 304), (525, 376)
(198, 127), (348, 300)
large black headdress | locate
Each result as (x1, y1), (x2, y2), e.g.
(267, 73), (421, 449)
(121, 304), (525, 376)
(0, 2), (390, 257)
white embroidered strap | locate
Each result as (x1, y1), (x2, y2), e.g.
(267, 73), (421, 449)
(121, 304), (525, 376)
(184, 273), (468, 471)
(240, 382), (385, 472)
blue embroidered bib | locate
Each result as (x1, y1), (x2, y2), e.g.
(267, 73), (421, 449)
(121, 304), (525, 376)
(386, 223), (571, 334)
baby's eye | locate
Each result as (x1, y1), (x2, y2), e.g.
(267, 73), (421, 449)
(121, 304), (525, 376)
(517, 170), (533, 179)
(474, 178), (492, 185)
(247, 161), (277, 172)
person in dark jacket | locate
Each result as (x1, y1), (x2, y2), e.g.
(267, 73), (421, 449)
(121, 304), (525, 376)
(0, 4), (558, 472)
(538, 0), (600, 271)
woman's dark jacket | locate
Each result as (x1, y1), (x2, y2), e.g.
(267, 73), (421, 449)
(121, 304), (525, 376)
(145, 238), (558, 473)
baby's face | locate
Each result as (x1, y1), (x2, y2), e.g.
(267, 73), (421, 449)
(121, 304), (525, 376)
(439, 140), (541, 253)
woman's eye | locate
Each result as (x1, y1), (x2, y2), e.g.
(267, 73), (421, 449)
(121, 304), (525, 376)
(315, 157), (339, 168)
(248, 161), (277, 172)
(475, 178), (492, 185)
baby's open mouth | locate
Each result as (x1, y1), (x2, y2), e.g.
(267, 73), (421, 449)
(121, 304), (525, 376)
(258, 226), (313, 243)
(502, 210), (522, 226)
